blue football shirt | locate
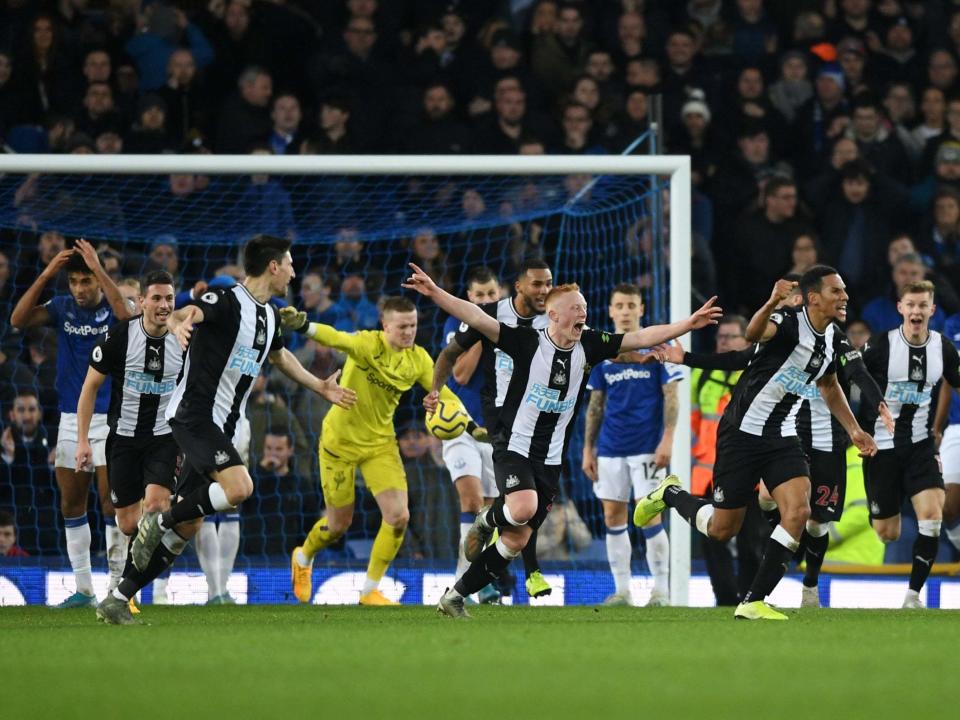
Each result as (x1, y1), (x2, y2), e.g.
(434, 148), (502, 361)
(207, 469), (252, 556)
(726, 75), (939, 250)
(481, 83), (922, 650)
(587, 354), (682, 457)
(944, 313), (960, 426)
(44, 295), (114, 413)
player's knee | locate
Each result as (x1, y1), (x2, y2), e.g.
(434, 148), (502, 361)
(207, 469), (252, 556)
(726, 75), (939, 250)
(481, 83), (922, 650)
(325, 516), (351, 536)
(385, 508), (410, 529)
(509, 498), (538, 524)
(709, 525), (736, 543)
(117, 516), (139, 536)
(874, 524), (900, 543)
(223, 477), (253, 506)
(780, 503), (810, 529)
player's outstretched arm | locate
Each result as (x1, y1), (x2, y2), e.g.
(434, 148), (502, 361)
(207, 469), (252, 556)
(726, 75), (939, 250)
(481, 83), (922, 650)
(746, 279), (797, 343)
(841, 355), (894, 435)
(9, 249), (73, 329)
(269, 347), (357, 409)
(280, 307), (361, 355)
(620, 296), (722, 352)
(166, 305), (205, 350)
(817, 373), (877, 457)
(403, 263), (500, 342)
(75, 239), (132, 321)
(424, 341), (465, 414)
(75, 366), (108, 471)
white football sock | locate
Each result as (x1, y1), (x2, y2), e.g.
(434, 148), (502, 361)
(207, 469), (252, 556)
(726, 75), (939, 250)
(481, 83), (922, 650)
(195, 520), (222, 599)
(644, 525), (670, 595)
(217, 514), (240, 595)
(456, 520), (472, 581)
(104, 521), (126, 591)
(605, 525), (632, 597)
(362, 576), (380, 595)
(64, 515), (93, 595)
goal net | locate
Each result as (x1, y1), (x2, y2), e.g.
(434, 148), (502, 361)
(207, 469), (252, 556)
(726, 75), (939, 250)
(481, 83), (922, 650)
(0, 154), (692, 606)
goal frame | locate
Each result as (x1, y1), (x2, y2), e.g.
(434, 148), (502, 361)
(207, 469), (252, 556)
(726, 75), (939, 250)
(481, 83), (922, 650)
(0, 153), (694, 605)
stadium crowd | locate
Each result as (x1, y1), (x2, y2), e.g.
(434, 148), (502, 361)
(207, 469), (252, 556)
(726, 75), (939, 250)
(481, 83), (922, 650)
(3, 0), (960, 600)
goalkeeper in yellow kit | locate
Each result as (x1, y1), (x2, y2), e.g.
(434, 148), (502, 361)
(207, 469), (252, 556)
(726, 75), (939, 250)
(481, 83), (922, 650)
(282, 297), (468, 605)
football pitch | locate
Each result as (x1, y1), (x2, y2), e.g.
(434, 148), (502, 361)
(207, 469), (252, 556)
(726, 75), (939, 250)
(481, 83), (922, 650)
(3, 605), (956, 720)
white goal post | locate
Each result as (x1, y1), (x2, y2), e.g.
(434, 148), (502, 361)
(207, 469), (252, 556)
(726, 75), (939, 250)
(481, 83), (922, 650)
(0, 153), (694, 605)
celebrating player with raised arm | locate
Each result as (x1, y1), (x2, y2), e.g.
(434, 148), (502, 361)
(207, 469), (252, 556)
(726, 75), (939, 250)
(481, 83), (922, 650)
(426, 259), (553, 598)
(636, 267), (878, 620)
(10, 239), (132, 607)
(283, 296), (467, 605)
(128, 236), (355, 580)
(403, 263), (722, 618)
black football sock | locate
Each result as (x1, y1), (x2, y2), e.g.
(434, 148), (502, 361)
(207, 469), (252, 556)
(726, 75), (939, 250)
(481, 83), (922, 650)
(909, 533), (939, 593)
(802, 530), (830, 588)
(116, 542), (177, 600)
(455, 541), (518, 596)
(743, 525), (799, 604)
(762, 507), (781, 529)
(522, 527), (540, 576)
(663, 485), (709, 525)
(163, 484), (219, 527)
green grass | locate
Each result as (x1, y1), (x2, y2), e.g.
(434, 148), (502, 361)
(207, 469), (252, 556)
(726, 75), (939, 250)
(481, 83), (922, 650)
(3, 605), (957, 720)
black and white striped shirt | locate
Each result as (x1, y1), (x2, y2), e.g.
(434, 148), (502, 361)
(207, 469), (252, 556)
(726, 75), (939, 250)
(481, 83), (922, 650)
(90, 316), (183, 437)
(726, 307), (844, 439)
(166, 285), (283, 444)
(455, 298), (549, 430)
(495, 324), (623, 465)
(862, 327), (960, 450)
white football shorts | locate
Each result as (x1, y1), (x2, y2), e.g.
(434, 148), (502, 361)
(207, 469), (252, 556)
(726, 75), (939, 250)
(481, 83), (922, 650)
(56, 412), (108, 470)
(595, 453), (666, 503)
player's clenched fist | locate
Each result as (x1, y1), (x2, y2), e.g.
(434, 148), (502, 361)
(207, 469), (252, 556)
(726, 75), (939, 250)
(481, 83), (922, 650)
(770, 278), (798, 305)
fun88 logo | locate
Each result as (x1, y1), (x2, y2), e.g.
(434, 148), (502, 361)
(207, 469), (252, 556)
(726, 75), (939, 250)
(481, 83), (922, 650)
(525, 383), (576, 413)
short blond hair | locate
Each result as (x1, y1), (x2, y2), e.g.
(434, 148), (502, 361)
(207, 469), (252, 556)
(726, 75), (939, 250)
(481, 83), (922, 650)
(899, 280), (935, 299)
(545, 283), (581, 307)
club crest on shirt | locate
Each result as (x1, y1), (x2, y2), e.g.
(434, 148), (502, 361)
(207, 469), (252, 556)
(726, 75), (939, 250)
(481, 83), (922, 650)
(147, 355), (161, 372)
(214, 450), (230, 466)
(870, 501), (881, 516)
(809, 354), (823, 369)
(255, 328), (267, 346)
(713, 486), (725, 503)
(505, 474), (519, 489)
(910, 365), (924, 382)
(553, 370), (567, 385)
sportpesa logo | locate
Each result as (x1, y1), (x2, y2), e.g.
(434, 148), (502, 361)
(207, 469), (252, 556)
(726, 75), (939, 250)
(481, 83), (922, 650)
(366, 372), (400, 395)
(605, 367), (652, 383)
(63, 321), (109, 337)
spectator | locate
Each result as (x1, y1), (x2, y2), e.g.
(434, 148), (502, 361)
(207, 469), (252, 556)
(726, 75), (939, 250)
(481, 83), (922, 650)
(245, 428), (318, 557)
(328, 227), (370, 278)
(912, 86), (946, 155)
(126, 3), (214, 92)
(305, 97), (354, 154)
(203, 0), (271, 100)
(74, 81), (123, 139)
(673, 91), (719, 189)
(215, 65), (273, 154)
(805, 136), (861, 212)
(570, 74), (613, 132)
(331, 275), (379, 332)
(847, 92), (912, 181)
(1, 389), (51, 474)
(530, 2), (592, 101)
(819, 159), (910, 302)
(836, 36), (872, 97)
(403, 83), (471, 154)
(268, 93), (302, 156)
(883, 82), (922, 163)
(846, 319), (871, 350)
(924, 48), (959, 97)
(732, 0), (777, 62)
(145, 235), (180, 282)
(787, 234), (821, 276)
(0, 510), (29, 558)
(157, 49), (207, 145)
(873, 16), (922, 89)
(13, 14), (78, 124)
(768, 50), (813, 125)
(123, 94), (172, 154)
(716, 65), (789, 155)
(794, 63), (850, 167)
(660, 28), (716, 137)
(861, 252), (947, 333)
(245, 371), (311, 470)
(232, 147), (296, 240)
(553, 101), (606, 154)
(609, 87), (650, 154)
(923, 187), (960, 296)
(609, 11), (647, 70)
(81, 49), (112, 86)
(473, 82), (530, 154)
(733, 177), (812, 313)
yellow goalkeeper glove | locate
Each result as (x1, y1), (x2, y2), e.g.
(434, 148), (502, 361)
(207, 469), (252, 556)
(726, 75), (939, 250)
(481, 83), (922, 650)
(280, 306), (308, 332)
